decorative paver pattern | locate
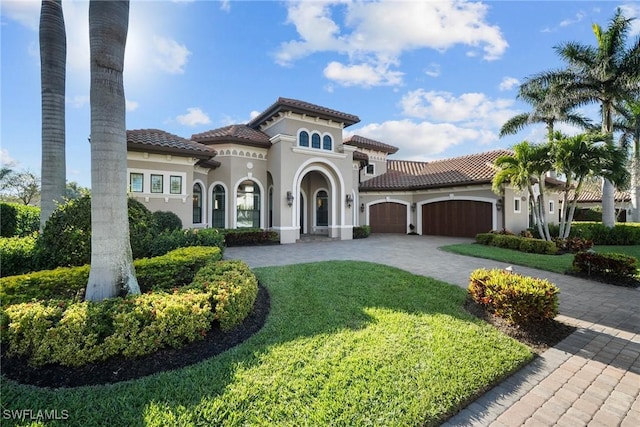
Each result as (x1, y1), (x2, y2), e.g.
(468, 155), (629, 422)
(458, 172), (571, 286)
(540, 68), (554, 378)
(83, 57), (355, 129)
(225, 234), (640, 426)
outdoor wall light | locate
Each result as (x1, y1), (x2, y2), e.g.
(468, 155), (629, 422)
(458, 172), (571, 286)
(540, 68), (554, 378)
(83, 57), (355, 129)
(346, 194), (354, 208)
(411, 202), (416, 212)
(360, 203), (365, 213)
(286, 191), (294, 207)
(496, 198), (503, 211)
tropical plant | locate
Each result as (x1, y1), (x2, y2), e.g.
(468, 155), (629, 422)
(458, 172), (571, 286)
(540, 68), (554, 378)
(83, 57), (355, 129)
(492, 141), (553, 241)
(552, 132), (629, 238)
(39, 0), (67, 230)
(85, 0), (139, 301)
(615, 96), (640, 222)
(523, 9), (640, 227)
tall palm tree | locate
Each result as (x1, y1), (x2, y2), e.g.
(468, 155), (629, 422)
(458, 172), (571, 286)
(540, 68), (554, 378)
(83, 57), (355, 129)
(85, 0), (140, 301)
(615, 97), (640, 221)
(524, 9), (640, 227)
(500, 79), (594, 142)
(39, 0), (67, 231)
(552, 132), (628, 238)
(492, 141), (553, 240)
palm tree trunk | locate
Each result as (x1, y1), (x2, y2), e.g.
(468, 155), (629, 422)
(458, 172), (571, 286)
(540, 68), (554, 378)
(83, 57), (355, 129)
(601, 101), (616, 227)
(39, 0), (66, 231)
(632, 150), (640, 222)
(85, 0), (139, 302)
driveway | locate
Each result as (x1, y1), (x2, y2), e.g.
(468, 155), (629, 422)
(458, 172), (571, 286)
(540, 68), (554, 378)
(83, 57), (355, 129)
(224, 234), (640, 426)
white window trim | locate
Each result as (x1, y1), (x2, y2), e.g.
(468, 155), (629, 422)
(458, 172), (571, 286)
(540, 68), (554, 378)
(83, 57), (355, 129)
(127, 169), (187, 197)
(365, 163), (375, 175)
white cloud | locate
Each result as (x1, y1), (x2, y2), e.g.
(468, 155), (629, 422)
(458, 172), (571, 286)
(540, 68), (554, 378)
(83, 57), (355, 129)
(425, 63), (441, 78)
(276, 0), (507, 87)
(348, 119), (489, 160)
(67, 95), (89, 109)
(126, 100), (139, 112)
(620, 4), (640, 36)
(399, 89), (517, 129)
(0, 149), (18, 168)
(176, 108), (211, 126)
(499, 77), (520, 91)
(219, 0), (231, 13)
(559, 11), (586, 28)
(323, 61), (403, 87)
(1, 0), (40, 31)
(152, 36), (191, 75)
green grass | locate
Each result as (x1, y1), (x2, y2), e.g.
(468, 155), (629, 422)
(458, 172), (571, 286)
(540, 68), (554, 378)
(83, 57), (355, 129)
(441, 244), (639, 274)
(1, 261), (532, 427)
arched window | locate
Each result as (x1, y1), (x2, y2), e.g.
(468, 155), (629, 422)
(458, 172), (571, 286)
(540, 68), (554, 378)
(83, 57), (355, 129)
(311, 133), (321, 149)
(237, 180), (260, 228)
(299, 131), (309, 147)
(316, 190), (328, 227)
(323, 135), (332, 150)
(212, 184), (225, 228)
(192, 183), (203, 224)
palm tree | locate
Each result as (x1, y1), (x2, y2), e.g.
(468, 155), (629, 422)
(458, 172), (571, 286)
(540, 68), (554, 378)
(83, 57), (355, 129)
(85, 0), (140, 301)
(552, 132), (628, 238)
(524, 9), (640, 227)
(500, 79), (594, 143)
(615, 97), (640, 221)
(39, 0), (67, 231)
(492, 141), (553, 240)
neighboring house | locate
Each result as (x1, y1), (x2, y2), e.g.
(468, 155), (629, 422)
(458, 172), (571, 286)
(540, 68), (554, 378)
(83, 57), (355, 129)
(126, 97), (562, 243)
(565, 180), (631, 222)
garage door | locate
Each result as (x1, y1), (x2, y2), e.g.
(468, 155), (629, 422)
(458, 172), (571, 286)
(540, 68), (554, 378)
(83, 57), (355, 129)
(422, 200), (492, 237)
(369, 202), (407, 233)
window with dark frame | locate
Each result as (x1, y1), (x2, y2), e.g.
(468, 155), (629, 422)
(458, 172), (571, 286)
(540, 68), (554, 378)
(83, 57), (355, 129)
(130, 173), (143, 192)
(311, 133), (321, 149)
(365, 164), (375, 175)
(322, 135), (332, 150)
(192, 183), (202, 224)
(299, 131), (309, 147)
(170, 176), (182, 194)
(151, 174), (163, 193)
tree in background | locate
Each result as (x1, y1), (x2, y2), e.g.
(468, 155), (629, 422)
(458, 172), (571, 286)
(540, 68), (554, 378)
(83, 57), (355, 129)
(65, 181), (90, 200)
(85, 0), (140, 301)
(0, 170), (41, 205)
(39, 0), (67, 230)
(523, 9), (640, 227)
(492, 141), (553, 240)
(616, 97), (640, 222)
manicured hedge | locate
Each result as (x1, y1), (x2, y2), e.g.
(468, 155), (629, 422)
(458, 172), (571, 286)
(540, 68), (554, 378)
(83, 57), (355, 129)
(468, 268), (559, 325)
(353, 225), (371, 239)
(475, 233), (557, 255)
(0, 233), (38, 277)
(222, 229), (279, 246)
(0, 246), (222, 307)
(573, 251), (637, 279)
(148, 228), (225, 257)
(0, 255), (256, 367)
(0, 203), (40, 237)
(535, 222), (640, 245)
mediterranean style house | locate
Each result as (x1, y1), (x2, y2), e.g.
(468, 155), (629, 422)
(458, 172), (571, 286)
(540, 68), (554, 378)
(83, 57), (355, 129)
(126, 97), (561, 244)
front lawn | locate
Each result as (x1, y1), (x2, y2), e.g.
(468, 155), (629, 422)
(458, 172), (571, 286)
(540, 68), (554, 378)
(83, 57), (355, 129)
(1, 261), (532, 426)
(441, 243), (639, 275)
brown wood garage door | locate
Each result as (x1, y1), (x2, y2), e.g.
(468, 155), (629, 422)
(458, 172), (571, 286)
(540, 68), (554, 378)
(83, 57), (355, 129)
(422, 200), (492, 237)
(369, 202), (407, 233)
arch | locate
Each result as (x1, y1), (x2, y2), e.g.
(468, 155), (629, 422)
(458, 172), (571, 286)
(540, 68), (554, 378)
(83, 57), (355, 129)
(365, 198), (411, 233)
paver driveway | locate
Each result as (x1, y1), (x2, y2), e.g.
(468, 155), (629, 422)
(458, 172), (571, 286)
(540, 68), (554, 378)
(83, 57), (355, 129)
(225, 234), (640, 426)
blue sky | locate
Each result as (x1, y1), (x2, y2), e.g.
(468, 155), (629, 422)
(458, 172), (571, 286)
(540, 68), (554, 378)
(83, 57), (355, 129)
(2, 0), (639, 188)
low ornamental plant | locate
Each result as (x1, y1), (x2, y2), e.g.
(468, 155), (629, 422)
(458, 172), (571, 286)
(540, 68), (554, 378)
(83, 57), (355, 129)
(573, 251), (637, 279)
(468, 268), (559, 325)
(353, 225), (371, 239)
(222, 229), (279, 246)
(0, 259), (257, 367)
(475, 233), (557, 255)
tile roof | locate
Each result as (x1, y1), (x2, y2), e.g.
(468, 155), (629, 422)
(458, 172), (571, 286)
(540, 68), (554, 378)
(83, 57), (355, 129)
(248, 97), (360, 128)
(192, 125), (271, 148)
(360, 149), (514, 191)
(343, 135), (399, 154)
(127, 129), (216, 159)
(353, 150), (369, 161)
(566, 179), (630, 203)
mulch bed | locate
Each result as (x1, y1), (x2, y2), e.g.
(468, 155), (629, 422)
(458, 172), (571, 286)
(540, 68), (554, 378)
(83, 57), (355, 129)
(2, 285), (577, 389)
(464, 298), (576, 355)
(565, 271), (640, 288)
(0, 285), (270, 389)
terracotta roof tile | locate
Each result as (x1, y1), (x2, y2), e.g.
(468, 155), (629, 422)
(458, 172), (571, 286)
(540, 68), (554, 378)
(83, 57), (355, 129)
(127, 129), (215, 159)
(192, 125), (271, 148)
(360, 149), (513, 191)
(343, 135), (399, 154)
(566, 180), (630, 203)
(353, 151), (369, 161)
(248, 97), (360, 128)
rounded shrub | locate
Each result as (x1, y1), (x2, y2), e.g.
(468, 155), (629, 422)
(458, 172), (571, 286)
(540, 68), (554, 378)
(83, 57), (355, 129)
(151, 210), (182, 233)
(38, 195), (156, 269)
(0, 233), (38, 276)
(1, 203), (40, 237)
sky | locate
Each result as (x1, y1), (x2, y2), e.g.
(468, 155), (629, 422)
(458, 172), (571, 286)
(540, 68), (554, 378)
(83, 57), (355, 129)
(2, 0), (640, 188)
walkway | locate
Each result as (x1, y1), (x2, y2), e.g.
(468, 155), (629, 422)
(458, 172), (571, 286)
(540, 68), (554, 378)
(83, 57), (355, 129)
(224, 234), (640, 426)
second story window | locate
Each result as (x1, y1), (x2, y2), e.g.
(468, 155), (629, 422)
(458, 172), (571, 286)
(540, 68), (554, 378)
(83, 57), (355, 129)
(311, 133), (321, 149)
(299, 131), (309, 147)
(365, 164), (375, 175)
(323, 135), (332, 150)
